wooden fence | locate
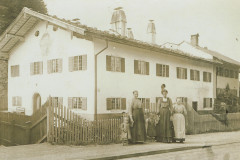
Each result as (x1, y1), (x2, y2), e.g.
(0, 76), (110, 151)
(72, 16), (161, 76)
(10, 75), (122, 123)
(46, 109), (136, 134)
(47, 104), (122, 145)
(0, 104), (47, 146)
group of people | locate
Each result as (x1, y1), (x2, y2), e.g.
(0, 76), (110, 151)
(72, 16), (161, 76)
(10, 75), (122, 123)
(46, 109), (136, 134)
(121, 84), (187, 145)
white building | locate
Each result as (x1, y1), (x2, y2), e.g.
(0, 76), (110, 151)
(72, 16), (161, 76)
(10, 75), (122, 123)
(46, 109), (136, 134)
(0, 8), (239, 120)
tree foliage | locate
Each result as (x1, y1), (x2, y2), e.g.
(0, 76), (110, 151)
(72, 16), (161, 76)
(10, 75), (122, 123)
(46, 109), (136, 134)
(0, 0), (47, 34)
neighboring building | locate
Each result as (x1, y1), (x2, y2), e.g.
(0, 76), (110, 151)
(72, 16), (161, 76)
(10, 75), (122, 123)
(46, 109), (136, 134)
(0, 8), (239, 119)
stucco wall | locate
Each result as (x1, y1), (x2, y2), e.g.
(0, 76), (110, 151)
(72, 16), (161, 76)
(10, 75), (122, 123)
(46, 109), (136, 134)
(8, 21), (95, 118)
(95, 39), (214, 114)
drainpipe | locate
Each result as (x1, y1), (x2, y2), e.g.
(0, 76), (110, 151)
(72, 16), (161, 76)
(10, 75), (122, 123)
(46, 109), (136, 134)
(94, 39), (109, 120)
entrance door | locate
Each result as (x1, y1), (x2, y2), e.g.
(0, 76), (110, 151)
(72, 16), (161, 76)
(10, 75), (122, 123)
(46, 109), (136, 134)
(33, 93), (41, 113)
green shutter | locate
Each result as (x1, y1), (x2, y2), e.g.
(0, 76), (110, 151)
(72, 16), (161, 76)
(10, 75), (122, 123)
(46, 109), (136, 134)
(121, 98), (126, 110)
(166, 65), (169, 77)
(121, 58), (125, 72)
(106, 55), (111, 71)
(106, 98), (112, 110)
(146, 62), (149, 75)
(134, 60), (138, 74)
(82, 55), (87, 70)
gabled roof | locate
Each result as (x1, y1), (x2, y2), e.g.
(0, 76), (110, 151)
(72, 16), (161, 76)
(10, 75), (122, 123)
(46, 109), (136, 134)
(0, 7), (220, 65)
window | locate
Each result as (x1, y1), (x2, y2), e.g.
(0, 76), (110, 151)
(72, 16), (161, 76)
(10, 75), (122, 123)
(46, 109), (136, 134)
(203, 98), (212, 108)
(30, 61), (43, 75)
(50, 97), (63, 107)
(224, 69), (229, 77)
(203, 71), (212, 82)
(11, 65), (19, 77)
(134, 60), (149, 75)
(235, 71), (239, 79)
(190, 69), (200, 81)
(12, 96), (22, 106)
(106, 55), (125, 72)
(192, 101), (198, 111)
(139, 98), (150, 111)
(47, 59), (62, 73)
(176, 67), (187, 79)
(106, 98), (126, 110)
(177, 97), (188, 105)
(69, 55), (87, 72)
(217, 67), (223, 76)
(230, 70), (234, 78)
(68, 97), (87, 110)
(156, 64), (169, 77)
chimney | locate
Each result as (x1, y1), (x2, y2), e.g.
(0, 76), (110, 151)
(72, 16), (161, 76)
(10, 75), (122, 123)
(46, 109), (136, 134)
(110, 7), (127, 36)
(191, 33), (199, 46)
(147, 20), (156, 44)
(127, 28), (134, 39)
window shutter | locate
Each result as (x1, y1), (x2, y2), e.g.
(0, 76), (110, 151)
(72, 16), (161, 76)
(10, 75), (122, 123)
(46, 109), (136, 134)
(203, 72), (206, 81)
(68, 97), (73, 109)
(106, 98), (112, 110)
(121, 98), (126, 110)
(121, 58), (125, 72)
(203, 98), (206, 108)
(146, 98), (150, 110)
(82, 98), (87, 110)
(68, 57), (74, 72)
(185, 68), (187, 79)
(82, 55), (87, 70)
(190, 70), (193, 80)
(58, 59), (63, 73)
(177, 67), (179, 78)
(146, 62), (149, 75)
(30, 63), (34, 75)
(197, 71), (200, 81)
(209, 73), (212, 82)
(156, 64), (160, 76)
(16, 65), (19, 76)
(47, 60), (52, 74)
(19, 97), (22, 106)
(166, 65), (169, 77)
(134, 60), (138, 74)
(106, 55), (111, 71)
(39, 62), (43, 74)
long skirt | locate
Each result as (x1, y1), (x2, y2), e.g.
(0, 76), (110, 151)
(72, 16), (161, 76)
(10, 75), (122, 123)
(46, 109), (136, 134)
(131, 108), (146, 143)
(173, 113), (185, 141)
(156, 107), (173, 142)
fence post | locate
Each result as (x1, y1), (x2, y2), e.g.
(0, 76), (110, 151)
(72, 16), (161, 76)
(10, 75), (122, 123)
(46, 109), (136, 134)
(0, 116), (1, 145)
(47, 107), (50, 142)
(25, 121), (32, 144)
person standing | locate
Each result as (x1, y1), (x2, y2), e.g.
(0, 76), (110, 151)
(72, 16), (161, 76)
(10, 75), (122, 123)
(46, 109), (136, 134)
(129, 90), (146, 143)
(172, 98), (187, 143)
(156, 89), (173, 143)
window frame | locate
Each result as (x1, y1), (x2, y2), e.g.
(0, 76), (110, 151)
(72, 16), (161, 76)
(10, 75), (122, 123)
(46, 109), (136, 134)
(30, 61), (43, 75)
(176, 67), (187, 79)
(134, 60), (149, 75)
(190, 69), (200, 81)
(68, 97), (87, 110)
(12, 96), (22, 106)
(106, 55), (125, 72)
(69, 55), (87, 72)
(203, 98), (213, 108)
(203, 71), (212, 82)
(11, 65), (20, 77)
(47, 59), (62, 74)
(106, 98), (126, 110)
(156, 63), (169, 77)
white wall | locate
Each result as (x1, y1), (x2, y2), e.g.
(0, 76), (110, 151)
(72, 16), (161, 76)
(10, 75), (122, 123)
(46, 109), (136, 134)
(8, 21), (95, 118)
(95, 40), (214, 113)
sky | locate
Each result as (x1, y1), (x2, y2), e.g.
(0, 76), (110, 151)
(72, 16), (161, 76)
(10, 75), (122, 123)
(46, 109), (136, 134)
(44, 0), (240, 61)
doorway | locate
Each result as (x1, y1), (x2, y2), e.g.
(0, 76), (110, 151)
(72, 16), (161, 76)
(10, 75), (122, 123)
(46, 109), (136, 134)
(33, 93), (41, 113)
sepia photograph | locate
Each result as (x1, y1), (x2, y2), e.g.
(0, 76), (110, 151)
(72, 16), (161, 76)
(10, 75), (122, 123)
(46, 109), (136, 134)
(0, 0), (240, 159)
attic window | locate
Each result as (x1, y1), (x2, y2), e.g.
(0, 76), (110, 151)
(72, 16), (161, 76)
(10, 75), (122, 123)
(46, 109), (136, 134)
(35, 31), (39, 37)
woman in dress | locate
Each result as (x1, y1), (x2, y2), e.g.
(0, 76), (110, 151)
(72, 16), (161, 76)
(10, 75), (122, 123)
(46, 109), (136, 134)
(172, 97), (187, 143)
(156, 89), (173, 143)
(129, 90), (146, 143)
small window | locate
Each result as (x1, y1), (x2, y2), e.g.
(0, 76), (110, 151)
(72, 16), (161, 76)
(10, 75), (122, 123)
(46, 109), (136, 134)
(11, 65), (19, 77)
(224, 69), (229, 77)
(176, 67), (187, 79)
(30, 61), (43, 75)
(192, 101), (198, 111)
(47, 59), (62, 73)
(139, 98), (150, 111)
(156, 64), (169, 77)
(106, 55), (125, 72)
(106, 98), (126, 110)
(190, 69), (200, 81)
(12, 96), (22, 106)
(203, 98), (212, 108)
(68, 97), (87, 110)
(50, 97), (63, 107)
(235, 71), (239, 79)
(134, 60), (149, 75)
(69, 55), (87, 72)
(203, 71), (212, 82)
(217, 67), (223, 76)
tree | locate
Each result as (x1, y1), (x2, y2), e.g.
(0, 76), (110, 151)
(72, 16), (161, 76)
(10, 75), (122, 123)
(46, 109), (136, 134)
(0, 0), (47, 34)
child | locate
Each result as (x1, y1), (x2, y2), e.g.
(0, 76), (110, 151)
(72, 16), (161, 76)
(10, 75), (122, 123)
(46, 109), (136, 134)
(121, 112), (131, 146)
(146, 113), (158, 142)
